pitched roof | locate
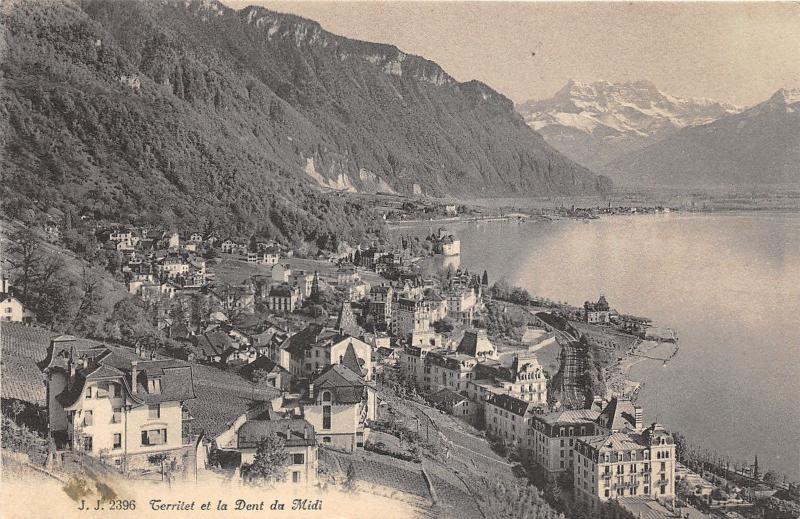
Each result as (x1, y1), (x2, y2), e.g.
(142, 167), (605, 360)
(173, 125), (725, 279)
(237, 356), (290, 380)
(457, 330), (495, 358)
(486, 392), (534, 417)
(194, 330), (233, 357)
(581, 432), (648, 452)
(429, 388), (469, 407)
(237, 418), (316, 449)
(533, 409), (600, 426)
(340, 343), (365, 376)
(335, 302), (362, 336)
(53, 345), (195, 407)
(596, 397), (640, 432)
(310, 364), (365, 404)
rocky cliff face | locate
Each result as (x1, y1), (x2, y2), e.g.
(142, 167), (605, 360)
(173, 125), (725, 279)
(517, 80), (739, 172)
(1, 0), (609, 238)
(604, 89), (800, 187)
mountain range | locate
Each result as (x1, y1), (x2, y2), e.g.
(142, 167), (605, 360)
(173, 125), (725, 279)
(517, 80), (741, 173)
(605, 88), (800, 187)
(1, 0), (608, 246)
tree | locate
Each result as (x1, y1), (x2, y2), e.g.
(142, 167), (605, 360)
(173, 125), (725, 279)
(5, 229), (40, 301)
(481, 270), (489, 286)
(242, 434), (287, 486)
(71, 268), (103, 334)
(753, 454), (760, 480)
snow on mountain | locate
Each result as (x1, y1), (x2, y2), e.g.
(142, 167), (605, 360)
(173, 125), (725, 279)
(605, 88), (800, 187)
(516, 80), (740, 171)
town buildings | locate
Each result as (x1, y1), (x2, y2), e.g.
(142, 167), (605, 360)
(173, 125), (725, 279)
(281, 323), (373, 381)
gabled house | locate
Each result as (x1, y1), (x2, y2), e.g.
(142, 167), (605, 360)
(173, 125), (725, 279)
(238, 418), (318, 485)
(282, 324), (373, 380)
(301, 364), (376, 453)
(39, 335), (196, 469)
(267, 283), (300, 313)
(0, 276), (34, 322)
(193, 330), (234, 364)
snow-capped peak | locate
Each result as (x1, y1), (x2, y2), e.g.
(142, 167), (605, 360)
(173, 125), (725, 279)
(516, 80), (741, 170)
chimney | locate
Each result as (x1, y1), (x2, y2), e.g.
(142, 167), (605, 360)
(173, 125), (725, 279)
(0, 275), (7, 294)
(286, 424), (292, 441)
(634, 405), (643, 431)
(131, 361), (138, 394)
(303, 426), (309, 440)
(308, 383), (314, 399)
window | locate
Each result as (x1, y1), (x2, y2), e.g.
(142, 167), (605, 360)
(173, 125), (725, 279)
(83, 436), (93, 452)
(112, 408), (122, 424)
(141, 428), (167, 446)
(148, 379), (161, 394)
(148, 404), (160, 419)
(323, 406), (331, 430)
(85, 386), (93, 399)
(292, 471), (301, 483)
(110, 384), (120, 398)
(113, 433), (122, 450)
(322, 436), (331, 444)
(292, 453), (305, 465)
(660, 485), (666, 495)
(83, 410), (93, 426)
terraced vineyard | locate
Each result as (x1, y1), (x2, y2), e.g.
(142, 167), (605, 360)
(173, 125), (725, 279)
(0, 323), (55, 405)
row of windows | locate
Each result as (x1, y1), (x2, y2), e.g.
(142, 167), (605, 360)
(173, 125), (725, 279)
(82, 427), (167, 451)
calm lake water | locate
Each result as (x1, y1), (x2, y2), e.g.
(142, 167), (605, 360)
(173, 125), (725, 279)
(398, 212), (800, 479)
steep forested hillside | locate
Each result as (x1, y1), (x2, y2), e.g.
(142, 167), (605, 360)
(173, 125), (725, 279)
(1, 0), (609, 246)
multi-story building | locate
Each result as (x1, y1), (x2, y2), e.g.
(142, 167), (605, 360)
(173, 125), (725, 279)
(573, 423), (676, 512)
(369, 284), (394, 326)
(301, 364), (377, 453)
(393, 297), (433, 339)
(268, 283), (300, 313)
(237, 418), (318, 485)
(0, 277), (33, 322)
(502, 352), (547, 403)
(446, 285), (479, 324)
(282, 324), (373, 380)
(291, 270), (315, 299)
(424, 351), (477, 393)
(336, 264), (359, 285)
(484, 393), (536, 450)
(40, 336), (195, 469)
(584, 295), (611, 324)
(528, 409), (601, 478)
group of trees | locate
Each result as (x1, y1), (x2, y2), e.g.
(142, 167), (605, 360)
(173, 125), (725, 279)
(490, 279), (533, 305)
(4, 229), (80, 331)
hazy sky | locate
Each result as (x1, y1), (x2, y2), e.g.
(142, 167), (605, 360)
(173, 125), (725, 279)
(222, 1), (800, 107)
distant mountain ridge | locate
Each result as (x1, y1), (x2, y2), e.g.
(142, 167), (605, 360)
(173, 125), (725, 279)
(517, 80), (740, 171)
(605, 88), (800, 187)
(1, 0), (609, 242)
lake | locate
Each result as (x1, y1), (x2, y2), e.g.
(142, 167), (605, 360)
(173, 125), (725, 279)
(397, 212), (800, 479)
